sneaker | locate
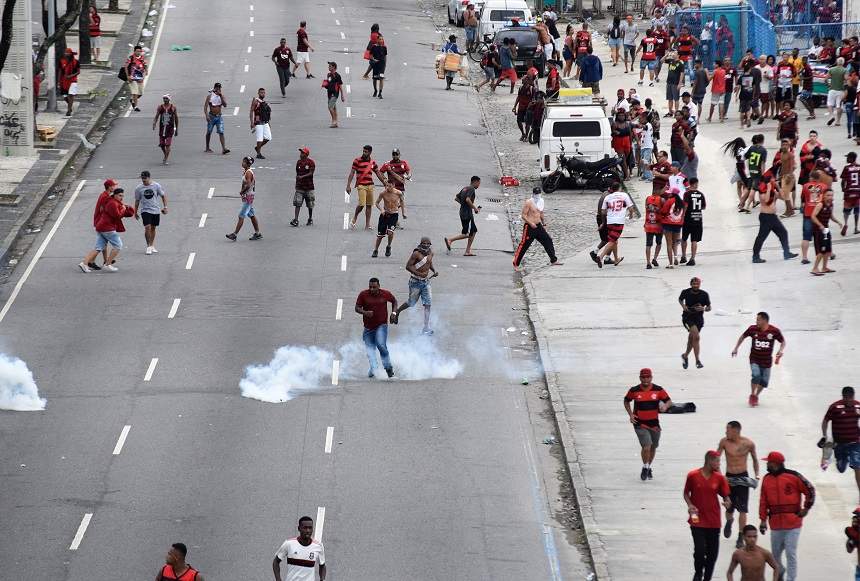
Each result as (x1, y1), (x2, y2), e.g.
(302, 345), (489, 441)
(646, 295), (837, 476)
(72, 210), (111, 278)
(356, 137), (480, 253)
(249, 232), (263, 241)
(87, 262), (102, 271)
(783, 252), (798, 260)
(752, 257), (766, 263)
(681, 353), (689, 369)
(827, 117), (835, 126)
(373, 90), (378, 97)
(256, 153), (266, 159)
(372, 249), (378, 258)
(723, 518), (733, 539)
(145, 246), (153, 255)
(651, 258), (659, 267)
(306, 219), (313, 225)
(307, 74), (315, 79)
(78, 262), (92, 273)
(735, 532), (744, 549)
(646, 263), (652, 269)
(385, 246), (391, 257)
(680, 256), (687, 264)
(637, 80), (643, 86)
(842, 224), (848, 236)
(422, 327), (434, 335)
(686, 258), (696, 266)
(748, 394), (755, 406)
(589, 250), (600, 266)
(649, 82), (654, 87)
(696, 360), (703, 369)
(226, 233), (237, 241)
(647, 467), (653, 480)
(801, 258), (810, 264)
(385, 367), (395, 378)
(290, 219), (299, 227)
(150, 247), (158, 253)
(640, 466), (648, 481)
(368, 369), (375, 378)
(104, 264), (119, 272)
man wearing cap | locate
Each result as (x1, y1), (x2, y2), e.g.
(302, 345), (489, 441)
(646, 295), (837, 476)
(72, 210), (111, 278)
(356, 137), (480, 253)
(292, 148), (315, 227)
(133, 170), (168, 255)
(152, 95), (179, 165)
(623, 369), (672, 481)
(381, 150), (412, 222)
(684, 450), (731, 581)
(59, 48), (80, 117)
(513, 187), (560, 269)
(79, 188), (135, 272)
(821, 386), (860, 501)
(204, 82), (230, 155)
(758, 451), (815, 581)
(88, 179), (118, 270)
(125, 45), (147, 112)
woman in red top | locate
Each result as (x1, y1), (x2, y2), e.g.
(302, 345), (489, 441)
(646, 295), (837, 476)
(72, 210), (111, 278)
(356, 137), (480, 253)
(362, 24), (381, 79)
(88, 4), (102, 61)
(660, 188), (685, 268)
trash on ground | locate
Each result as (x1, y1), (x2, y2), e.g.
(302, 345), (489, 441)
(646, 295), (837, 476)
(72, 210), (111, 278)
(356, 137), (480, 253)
(542, 436), (557, 445)
(499, 176), (519, 186)
(170, 45), (192, 51)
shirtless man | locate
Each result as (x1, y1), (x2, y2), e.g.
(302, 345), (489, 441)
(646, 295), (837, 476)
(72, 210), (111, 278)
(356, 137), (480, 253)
(203, 82), (230, 154)
(726, 525), (779, 581)
(718, 421), (761, 548)
(372, 183), (403, 258)
(774, 139), (796, 216)
(390, 236), (438, 335)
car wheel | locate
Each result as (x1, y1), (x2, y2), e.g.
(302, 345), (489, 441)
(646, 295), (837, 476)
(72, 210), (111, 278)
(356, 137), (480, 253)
(448, 8), (454, 23)
(457, 15), (464, 27)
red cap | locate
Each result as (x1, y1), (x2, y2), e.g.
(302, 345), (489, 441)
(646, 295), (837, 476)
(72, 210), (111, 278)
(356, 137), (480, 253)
(706, 450), (720, 458)
(298, 147), (310, 155)
(103, 178), (118, 189)
(639, 368), (652, 377)
(65, 47), (76, 55)
(762, 451), (785, 463)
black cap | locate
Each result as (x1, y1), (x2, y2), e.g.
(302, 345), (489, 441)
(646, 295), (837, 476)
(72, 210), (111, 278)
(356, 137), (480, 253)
(848, 152), (857, 160)
(363, 144), (372, 152)
(327, 61), (337, 67)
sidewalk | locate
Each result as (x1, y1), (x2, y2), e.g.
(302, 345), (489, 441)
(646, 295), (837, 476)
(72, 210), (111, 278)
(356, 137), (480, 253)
(522, 33), (860, 581)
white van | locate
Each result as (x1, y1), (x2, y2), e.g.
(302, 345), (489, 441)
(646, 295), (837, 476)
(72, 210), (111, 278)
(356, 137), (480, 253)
(477, 0), (534, 39)
(538, 103), (613, 176)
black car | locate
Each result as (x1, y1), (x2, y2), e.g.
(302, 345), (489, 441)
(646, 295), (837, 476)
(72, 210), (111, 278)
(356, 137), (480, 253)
(493, 26), (546, 77)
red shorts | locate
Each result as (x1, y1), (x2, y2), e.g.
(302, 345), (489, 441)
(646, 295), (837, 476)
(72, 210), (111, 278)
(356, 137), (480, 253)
(612, 136), (632, 155)
(606, 223), (624, 241)
(498, 68), (518, 83)
(759, 92), (770, 103)
(159, 135), (173, 147)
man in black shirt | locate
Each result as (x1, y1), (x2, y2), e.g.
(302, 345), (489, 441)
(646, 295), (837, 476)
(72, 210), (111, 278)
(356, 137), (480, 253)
(742, 134), (768, 210)
(679, 277), (711, 369)
(324, 61), (345, 128)
(681, 177), (706, 266)
(735, 61), (756, 128)
(444, 176), (481, 256)
(271, 38), (297, 97)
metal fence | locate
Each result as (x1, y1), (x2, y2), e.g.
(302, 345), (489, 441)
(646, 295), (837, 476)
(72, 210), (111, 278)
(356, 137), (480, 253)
(774, 21), (860, 53)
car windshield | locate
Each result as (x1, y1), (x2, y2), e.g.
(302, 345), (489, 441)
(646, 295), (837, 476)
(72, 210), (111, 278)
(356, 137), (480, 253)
(494, 29), (537, 46)
(552, 121), (603, 137)
(488, 9), (527, 21)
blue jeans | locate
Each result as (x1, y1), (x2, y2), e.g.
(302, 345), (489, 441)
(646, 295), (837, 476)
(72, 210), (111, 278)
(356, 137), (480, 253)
(750, 363), (771, 387)
(845, 104), (856, 137)
(684, 58), (695, 82)
(640, 147), (653, 180)
(770, 528), (800, 581)
(363, 324), (391, 373)
(94, 230), (122, 251)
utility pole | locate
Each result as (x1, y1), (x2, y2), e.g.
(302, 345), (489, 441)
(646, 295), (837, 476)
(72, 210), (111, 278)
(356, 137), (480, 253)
(46, 0), (56, 112)
(0, 0), (35, 154)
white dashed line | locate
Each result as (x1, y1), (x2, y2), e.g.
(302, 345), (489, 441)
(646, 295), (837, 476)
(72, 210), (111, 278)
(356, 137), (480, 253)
(185, 252), (196, 270)
(112, 425), (132, 455)
(346, 106), (351, 118)
(249, 16), (254, 22)
(244, 64), (249, 72)
(207, 187), (215, 199)
(247, 46), (252, 53)
(325, 426), (334, 453)
(167, 298), (181, 319)
(249, 30), (254, 37)
(342, 212), (349, 229)
(233, 106), (240, 116)
(330, 7), (335, 13)
(331, 361), (340, 386)
(335, 299), (343, 320)
(341, 255), (347, 271)
(198, 213), (208, 228)
(340, 31), (346, 39)
(345, 66), (350, 74)
(343, 47), (348, 53)
(239, 84), (246, 93)
(315, 507), (326, 539)
(335, 19), (340, 25)
(249, 4), (254, 9)
(69, 514), (93, 550)
(143, 358), (159, 382)
(346, 84), (351, 94)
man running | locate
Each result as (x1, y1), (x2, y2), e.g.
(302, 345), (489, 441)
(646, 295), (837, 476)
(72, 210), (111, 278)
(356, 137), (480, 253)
(271, 38), (297, 97)
(355, 278), (397, 378)
(226, 156), (262, 241)
(841, 151), (860, 235)
(324, 62), (345, 128)
(203, 82), (229, 154)
(347, 145), (386, 230)
(623, 368), (672, 480)
(717, 421), (761, 549)
(152, 94), (178, 165)
(679, 277), (710, 369)
(250, 87), (272, 159)
(726, 526), (779, 581)
(821, 386), (860, 502)
(157, 543), (206, 581)
(751, 170), (797, 263)
(444, 176), (481, 256)
(133, 170), (168, 255)
(513, 187), (560, 269)
(293, 21), (315, 78)
(372, 183), (403, 258)
(292, 147), (315, 227)
(684, 451), (731, 581)
(380, 149), (412, 221)
(680, 177), (706, 265)
(731, 311), (785, 407)
(635, 28), (658, 87)
(390, 237), (437, 335)
(272, 516), (326, 581)
(590, 182), (633, 268)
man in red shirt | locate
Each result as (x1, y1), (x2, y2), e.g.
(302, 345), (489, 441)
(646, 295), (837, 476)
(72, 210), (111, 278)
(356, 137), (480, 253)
(821, 386), (860, 500)
(292, 147), (315, 227)
(292, 21), (315, 78)
(380, 149), (412, 220)
(650, 149), (672, 194)
(347, 144), (387, 230)
(86, 178), (118, 270)
(355, 277), (398, 378)
(58, 48), (80, 117)
(636, 29), (658, 86)
(800, 171), (825, 263)
(707, 60), (726, 122)
(684, 450), (731, 581)
(643, 190), (664, 268)
(79, 188), (135, 273)
(652, 24), (670, 82)
(623, 368), (672, 481)
(841, 152), (860, 235)
(731, 312), (786, 407)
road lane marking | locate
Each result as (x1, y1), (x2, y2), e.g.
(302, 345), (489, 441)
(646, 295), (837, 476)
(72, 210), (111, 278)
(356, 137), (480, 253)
(244, 64), (249, 72)
(325, 427), (334, 453)
(346, 106), (351, 118)
(112, 425), (132, 455)
(343, 47), (348, 53)
(249, 30), (254, 37)
(335, 19), (340, 25)
(167, 298), (181, 319)
(143, 0), (170, 92)
(340, 31), (345, 39)
(344, 191), (350, 203)
(249, 16), (254, 22)
(185, 252), (196, 270)
(144, 358), (159, 382)
(198, 213), (207, 228)
(207, 187), (215, 199)
(335, 299), (343, 320)
(0, 180), (86, 325)
(249, 3), (254, 9)
(346, 84), (351, 94)
(340, 255), (347, 271)
(331, 361), (340, 385)
(342, 212), (349, 229)
(69, 513), (93, 550)
(239, 84), (246, 93)
(345, 66), (350, 74)
(315, 507), (326, 539)
(233, 106), (240, 116)
(247, 46), (252, 53)
(330, 7), (335, 13)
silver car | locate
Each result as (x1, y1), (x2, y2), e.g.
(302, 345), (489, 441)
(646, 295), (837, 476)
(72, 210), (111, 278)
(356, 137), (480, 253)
(448, 0), (484, 27)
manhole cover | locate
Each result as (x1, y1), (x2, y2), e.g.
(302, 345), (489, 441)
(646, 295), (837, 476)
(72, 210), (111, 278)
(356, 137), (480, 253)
(486, 197), (502, 203)
(0, 194), (21, 206)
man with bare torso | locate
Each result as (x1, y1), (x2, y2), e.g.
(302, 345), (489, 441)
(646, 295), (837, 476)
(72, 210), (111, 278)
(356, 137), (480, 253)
(372, 183), (403, 258)
(390, 236), (438, 335)
(718, 420), (760, 548)
(727, 525), (779, 581)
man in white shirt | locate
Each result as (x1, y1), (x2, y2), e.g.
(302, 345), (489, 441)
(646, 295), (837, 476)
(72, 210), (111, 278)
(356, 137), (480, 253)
(273, 516), (326, 581)
(590, 182), (634, 267)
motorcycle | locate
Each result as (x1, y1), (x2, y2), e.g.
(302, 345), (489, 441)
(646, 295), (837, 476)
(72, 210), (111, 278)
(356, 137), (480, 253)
(540, 141), (624, 193)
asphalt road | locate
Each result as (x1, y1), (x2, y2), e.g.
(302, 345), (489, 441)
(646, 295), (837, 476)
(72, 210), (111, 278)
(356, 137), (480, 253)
(0, 0), (590, 579)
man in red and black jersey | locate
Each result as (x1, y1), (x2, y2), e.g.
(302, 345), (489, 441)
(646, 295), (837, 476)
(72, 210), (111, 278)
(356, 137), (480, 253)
(822, 386), (860, 500)
(623, 368), (672, 480)
(841, 152), (860, 235)
(674, 26), (698, 83)
(652, 24), (670, 82)
(636, 30), (658, 86)
(777, 101), (798, 146)
(380, 149), (412, 221)
(731, 312), (785, 407)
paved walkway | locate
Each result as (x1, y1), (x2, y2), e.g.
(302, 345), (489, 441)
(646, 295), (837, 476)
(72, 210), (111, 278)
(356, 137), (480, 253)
(525, 44), (860, 580)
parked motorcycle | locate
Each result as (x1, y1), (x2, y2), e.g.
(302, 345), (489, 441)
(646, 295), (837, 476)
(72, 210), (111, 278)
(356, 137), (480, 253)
(540, 142), (624, 193)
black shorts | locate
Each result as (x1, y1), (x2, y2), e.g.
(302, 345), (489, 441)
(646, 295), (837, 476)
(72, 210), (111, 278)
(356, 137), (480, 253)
(645, 231), (663, 247)
(141, 212), (160, 227)
(814, 229), (832, 254)
(739, 99), (753, 113)
(682, 221), (703, 242)
(683, 315), (704, 331)
(748, 175), (761, 191)
(460, 216), (477, 235)
(377, 212), (399, 236)
(726, 471), (750, 513)
(516, 109), (528, 124)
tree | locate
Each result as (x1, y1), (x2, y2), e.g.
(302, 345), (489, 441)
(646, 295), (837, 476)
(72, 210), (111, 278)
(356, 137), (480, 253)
(34, 0), (82, 78)
(108, 0), (118, 11)
(78, 0), (90, 65)
(0, 0), (17, 76)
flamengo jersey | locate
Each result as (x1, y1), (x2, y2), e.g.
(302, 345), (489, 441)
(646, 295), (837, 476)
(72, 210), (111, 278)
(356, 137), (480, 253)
(275, 537), (325, 581)
(842, 163), (860, 197)
(603, 191), (634, 224)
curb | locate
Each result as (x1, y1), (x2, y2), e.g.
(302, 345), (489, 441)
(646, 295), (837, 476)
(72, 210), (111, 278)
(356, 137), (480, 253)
(0, 0), (162, 267)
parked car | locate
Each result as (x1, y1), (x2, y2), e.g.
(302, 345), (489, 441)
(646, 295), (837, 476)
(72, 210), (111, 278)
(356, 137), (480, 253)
(493, 26), (546, 76)
(448, 0), (486, 27)
(477, 0), (533, 38)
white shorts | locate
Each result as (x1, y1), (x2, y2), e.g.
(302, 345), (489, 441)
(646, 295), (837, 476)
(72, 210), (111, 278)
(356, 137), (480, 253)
(827, 89), (843, 108)
(254, 123), (271, 142)
(67, 82), (79, 96)
(91, 36), (102, 49)
(711, 91), (724, 105)
(296, 51), (310, 64)
(543, 43), (554, 57)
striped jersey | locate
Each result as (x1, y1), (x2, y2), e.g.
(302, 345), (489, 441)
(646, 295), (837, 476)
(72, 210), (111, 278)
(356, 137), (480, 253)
(275, 537), (325, 581)
(624, 384), (670, 429)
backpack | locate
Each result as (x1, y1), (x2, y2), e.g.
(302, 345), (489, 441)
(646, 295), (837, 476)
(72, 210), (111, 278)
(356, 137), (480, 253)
(118, 63), (128, 81)
(480, 52), (490, 68)
(257, 100), (271, 123)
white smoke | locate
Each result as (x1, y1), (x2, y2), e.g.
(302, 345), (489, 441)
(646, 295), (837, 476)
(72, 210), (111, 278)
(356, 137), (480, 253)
(239, 346), (334, 403)
(337, 332), (463, 380)
(0, 354), (46, 411)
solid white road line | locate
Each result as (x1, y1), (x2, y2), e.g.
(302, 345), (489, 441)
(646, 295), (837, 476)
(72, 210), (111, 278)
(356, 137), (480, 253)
(247, 46), (252, 53)
(340, 31), (346, 39)
(344, 191), (350, 203)
(112, 425), (132, 455)
(167, 298), (181, 319)
(143, 358), (159, 382)
(335, 19), (340, 25)
(233, 106), (240, 116)
(331, 361), (340, 386)
(244, 64), (249, 72)
(341, 255), (347, 271)
(335, 299), (343, 320)
(346, 106), (351, 118)
(0, 179), (86, 325)
(325, 426), (334, 453)
(346, 84), (351, 94)
(143, 0), (170, 91)
(69, 513), (93, 550)
(207, 187), (215, 199)
(249, 30), (254, 37)
(342, 212), (349, 229)
(239, 84), (246, 93)
(198, 213), (207, 228)
(185, 252), (195, 270)
(315, 507), (326, 540)
(343, 47), (348, 53)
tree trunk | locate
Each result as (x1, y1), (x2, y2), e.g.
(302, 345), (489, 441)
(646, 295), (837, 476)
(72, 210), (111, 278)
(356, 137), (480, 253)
(0, 0), (17, 76)
(78, 0), (91, 64)
(108, 0), (118, 10)
(34, 0), (82, 77)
